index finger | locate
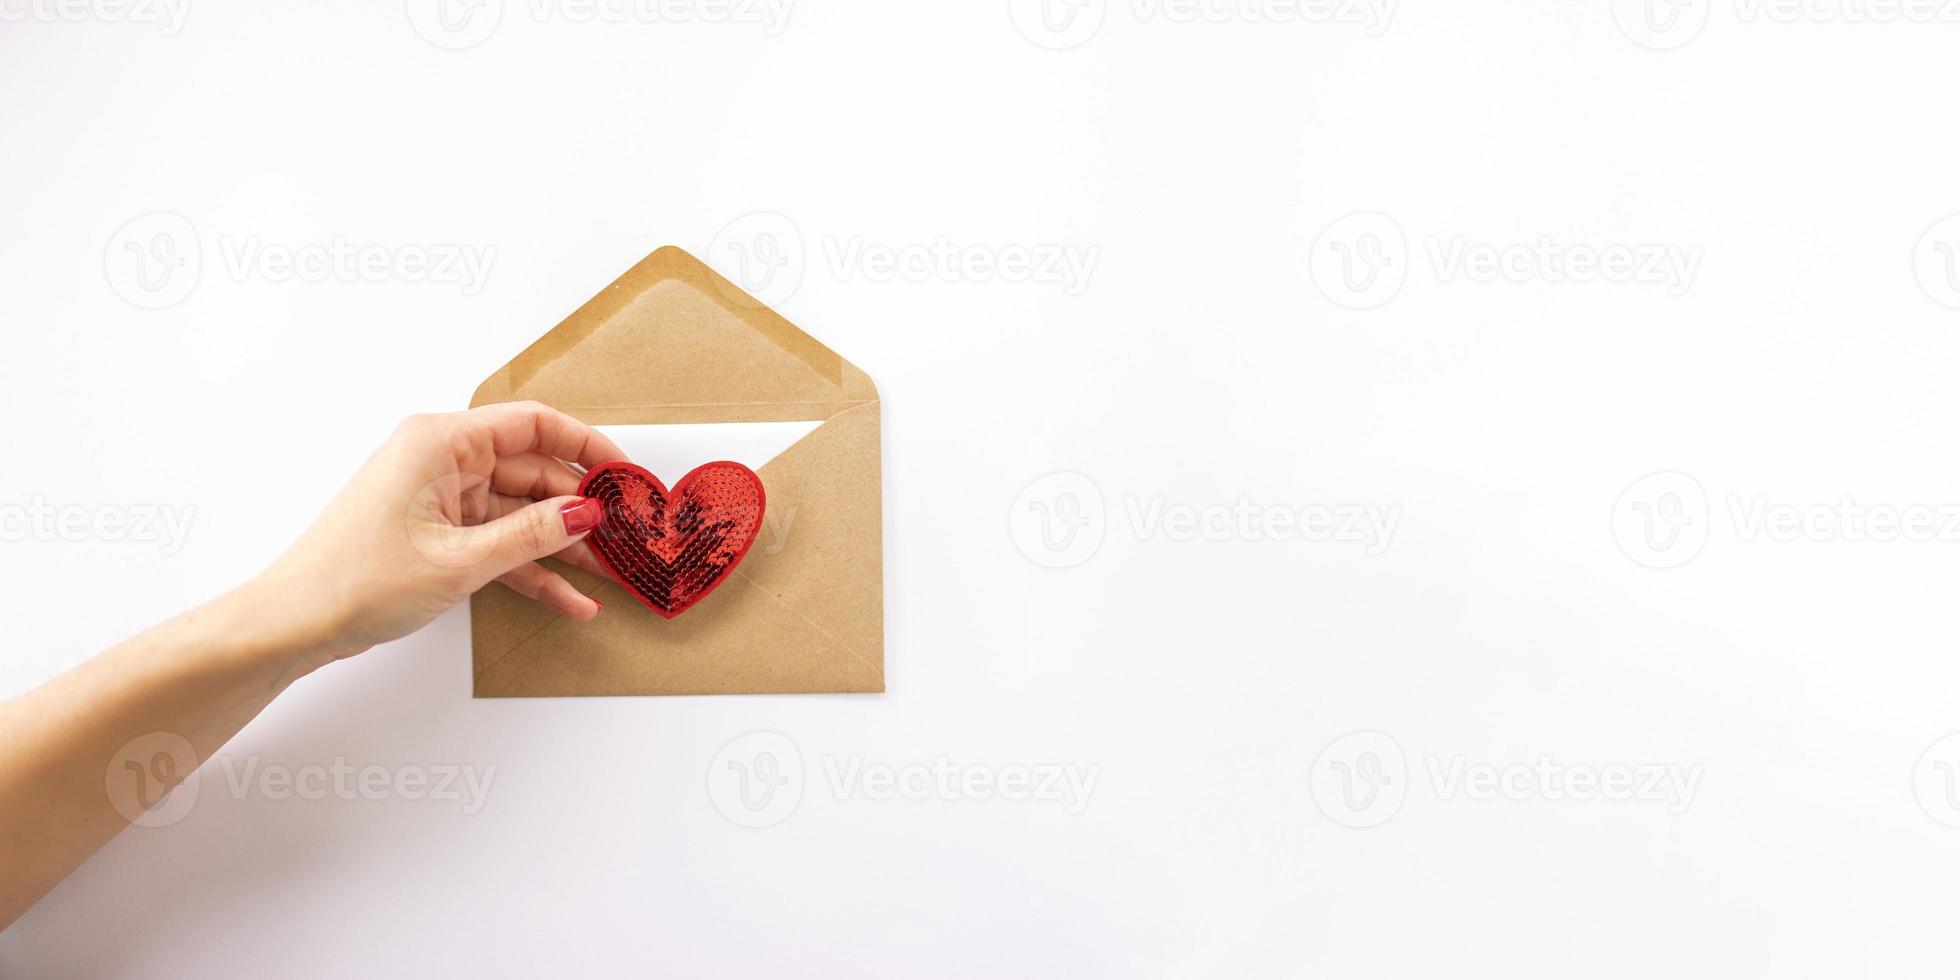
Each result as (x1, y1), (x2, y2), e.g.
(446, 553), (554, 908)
(467, 400), (626, 471)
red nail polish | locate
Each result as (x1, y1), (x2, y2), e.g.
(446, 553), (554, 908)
(561, 497), (604, 535)
(592, 600), (604, 613)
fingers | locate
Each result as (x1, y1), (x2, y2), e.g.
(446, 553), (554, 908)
(454, 494), (605, 581)
(490, 452), (587, 500)
(468, 401), (626, 471)
(495, 561), (602, 620)
(478, 491), (617, 580)
(553, 539), (620, 582)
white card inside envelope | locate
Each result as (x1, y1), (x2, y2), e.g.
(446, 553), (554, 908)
(594, 421), (823, 483)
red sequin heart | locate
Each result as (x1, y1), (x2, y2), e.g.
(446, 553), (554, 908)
(576, 461), (766, 619)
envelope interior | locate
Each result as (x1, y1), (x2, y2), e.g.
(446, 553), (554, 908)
(594, 421), (824, 479)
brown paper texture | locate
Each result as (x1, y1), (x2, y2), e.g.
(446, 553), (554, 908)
(468, 247), (883, 696)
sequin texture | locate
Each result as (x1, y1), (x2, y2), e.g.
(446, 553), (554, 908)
(577, 461), (766, 619)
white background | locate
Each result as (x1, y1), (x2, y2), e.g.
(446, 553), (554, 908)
(5, 0), (1960, 975)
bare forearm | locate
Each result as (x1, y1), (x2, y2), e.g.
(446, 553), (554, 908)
(0, 578), (330, 929)
(0, 403), (618, 930)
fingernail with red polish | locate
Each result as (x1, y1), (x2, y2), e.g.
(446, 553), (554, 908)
(562, 497), (604, 535)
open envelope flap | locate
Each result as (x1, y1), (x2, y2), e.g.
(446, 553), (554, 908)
(467, 246), (884, 697)
(470, 246), (877, 423)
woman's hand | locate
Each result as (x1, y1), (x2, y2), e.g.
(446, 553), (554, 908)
(258, 401), (624, 664)
(1, 402), (628, 927)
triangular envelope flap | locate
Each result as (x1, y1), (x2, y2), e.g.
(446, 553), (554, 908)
(471, 246), (877, 424)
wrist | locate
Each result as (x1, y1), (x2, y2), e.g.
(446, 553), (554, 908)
(214, 573), (364, 687)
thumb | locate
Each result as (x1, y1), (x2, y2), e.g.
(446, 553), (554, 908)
(461, 495), (605, 580)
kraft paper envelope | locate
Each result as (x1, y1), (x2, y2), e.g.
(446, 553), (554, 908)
(467, 246), (883, 697)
